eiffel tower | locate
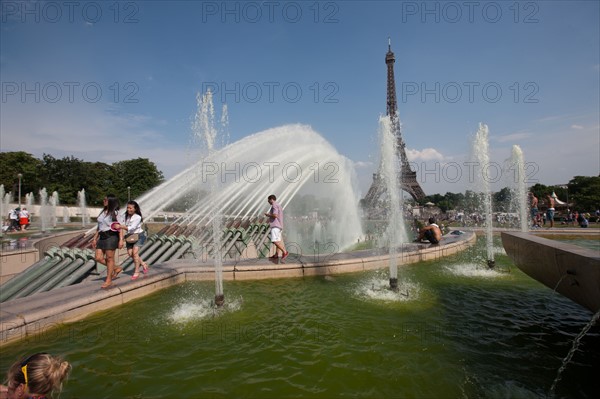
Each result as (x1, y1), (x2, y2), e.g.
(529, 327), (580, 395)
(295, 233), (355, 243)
(363, 40), (426, 213)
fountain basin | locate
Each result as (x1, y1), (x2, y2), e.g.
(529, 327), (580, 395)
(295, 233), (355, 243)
(0, 231), (475, 347)
(501, 231), (600, 312)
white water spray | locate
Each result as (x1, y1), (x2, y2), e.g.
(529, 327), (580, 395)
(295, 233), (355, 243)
(508, 145), (528, 232)
(78, 189), (89, 227)
(378, 115), (407, 286)
(50, 191), (59, 228)
(138, 124), (363, 252)
(25, 192), (34, 207)
(62, 206), (70, 223)
(192, 90), (225, 306)
(39, 188), (50, 232)
(0, 185), (5, 237)
(469, 123), (494, 266)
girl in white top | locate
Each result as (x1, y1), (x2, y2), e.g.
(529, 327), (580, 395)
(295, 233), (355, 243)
(118, 201), (149, 280)
(92, 194), (123, 289)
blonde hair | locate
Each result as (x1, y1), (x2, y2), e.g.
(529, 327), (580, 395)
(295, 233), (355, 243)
(5, 353), (71, 396)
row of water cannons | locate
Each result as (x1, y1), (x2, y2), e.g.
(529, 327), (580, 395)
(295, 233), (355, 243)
(1, 218), (273, 303)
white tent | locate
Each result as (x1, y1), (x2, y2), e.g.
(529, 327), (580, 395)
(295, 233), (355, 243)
(551, 192), (567, 205)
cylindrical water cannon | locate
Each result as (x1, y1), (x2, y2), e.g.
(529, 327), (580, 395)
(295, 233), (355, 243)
(389, 278), (399, 292)
(487, 259), (496, 269)
(215, 294), (225, 307)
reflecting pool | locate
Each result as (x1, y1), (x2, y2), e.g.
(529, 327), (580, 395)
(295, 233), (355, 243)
(1, 238), (598, 398)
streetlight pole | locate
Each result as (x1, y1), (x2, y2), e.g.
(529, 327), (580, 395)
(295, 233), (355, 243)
(127, 186), (131, 201)
(17, 173), (22, 208)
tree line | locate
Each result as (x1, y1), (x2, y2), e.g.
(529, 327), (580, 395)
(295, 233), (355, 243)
(0, 152), (164, 207)
(416, 176), (600, 213)
(2, 151), (598, 213)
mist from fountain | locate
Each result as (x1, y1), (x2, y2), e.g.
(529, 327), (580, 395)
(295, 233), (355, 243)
(63, 206), (71, 223)
(192, 90), (225, 306)
(139, 124), (363, 253)
(25, 192), (34, 207)
(469, 123), (494, 266)
(78, 189), (88, 227)
(507, 145), (528, 232)
(313, 219), (323, 251)
(378, 115), (408, 288)
(50, 191), (59, 228)
(0, 185), (5, 237)
(3, 190), (11, 213)
(39, 188), (50, 232)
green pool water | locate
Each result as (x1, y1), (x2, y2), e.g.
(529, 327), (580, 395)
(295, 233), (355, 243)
(550, 236), (600, 252)
(1, 239), (598, 398)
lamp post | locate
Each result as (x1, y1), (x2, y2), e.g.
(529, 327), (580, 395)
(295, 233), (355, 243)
(17, 173), (22, 208)
(127, 186), (131, 201)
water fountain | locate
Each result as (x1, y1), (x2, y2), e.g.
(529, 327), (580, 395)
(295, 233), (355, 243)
(192, 89), (226, 307)
(313, 219), (322, 253)
(50, 191), (59, 228)
(38, 188), (51, 232)
(378, 115), (407, 290)
(62, 206), (71, 223)
(138, 125), (363, 255)
(25, 192), (34, 207)
(469, 123), (495, 268)
(0, 185), (5, 237)
(77, 189), (89, 227)
(2, 236), (597, 398)
(505, 145), (528, 232)
(1, 115), (597, 397)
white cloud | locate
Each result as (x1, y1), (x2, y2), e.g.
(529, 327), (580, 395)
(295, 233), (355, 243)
(406, 148), (445, 162)
(494, 131), (532, 143)
(0, 101), (189, 178)
(353, 161), (373, 168)
(571, 124), (584, 129)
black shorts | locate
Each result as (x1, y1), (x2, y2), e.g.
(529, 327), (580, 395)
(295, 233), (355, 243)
(97, 231), (119, 250)
(424, 230), (439, 244)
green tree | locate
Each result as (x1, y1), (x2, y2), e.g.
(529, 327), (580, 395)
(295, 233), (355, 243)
(529, 183), (549, 203)
(39, 154), (89, 204)
(568, 176), (600, 211)
(0, 152), (42, 201)
(493, 187), (512, 212)
(81, 162), (119, 206)
(112, 158), (164, 203)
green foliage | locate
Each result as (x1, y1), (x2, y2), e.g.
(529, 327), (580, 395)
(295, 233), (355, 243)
(420, 192), (467, 212)
(530, 178), (599, 211)
(0, 152), (164, 206)
(0, 152), (42, 200)
(493, 187), (512, 212)
(568, 176), (600, 211)
(111, 158), (165, 206)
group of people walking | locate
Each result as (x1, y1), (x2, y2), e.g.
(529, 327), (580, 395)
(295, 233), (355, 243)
(95, 193), (290, 289)
(94, 194), (149, 289)
(4, 207), (29, 232)
(529, 192), (595, 228)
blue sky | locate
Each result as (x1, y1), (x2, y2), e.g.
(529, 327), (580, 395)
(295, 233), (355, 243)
(1, 0), (599, 197)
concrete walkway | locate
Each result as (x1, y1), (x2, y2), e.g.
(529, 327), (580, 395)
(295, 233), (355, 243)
(0, 231), (476, 347)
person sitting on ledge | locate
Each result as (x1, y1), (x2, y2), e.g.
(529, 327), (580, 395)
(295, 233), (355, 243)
(415, 217), (442, 244)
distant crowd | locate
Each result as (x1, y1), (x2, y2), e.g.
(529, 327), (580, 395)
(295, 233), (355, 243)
(2, 207), (30, 233)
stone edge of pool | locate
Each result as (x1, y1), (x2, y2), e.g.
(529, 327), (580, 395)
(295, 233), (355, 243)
(0, 232), (476, 347)
(501, 231), (600, 314)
